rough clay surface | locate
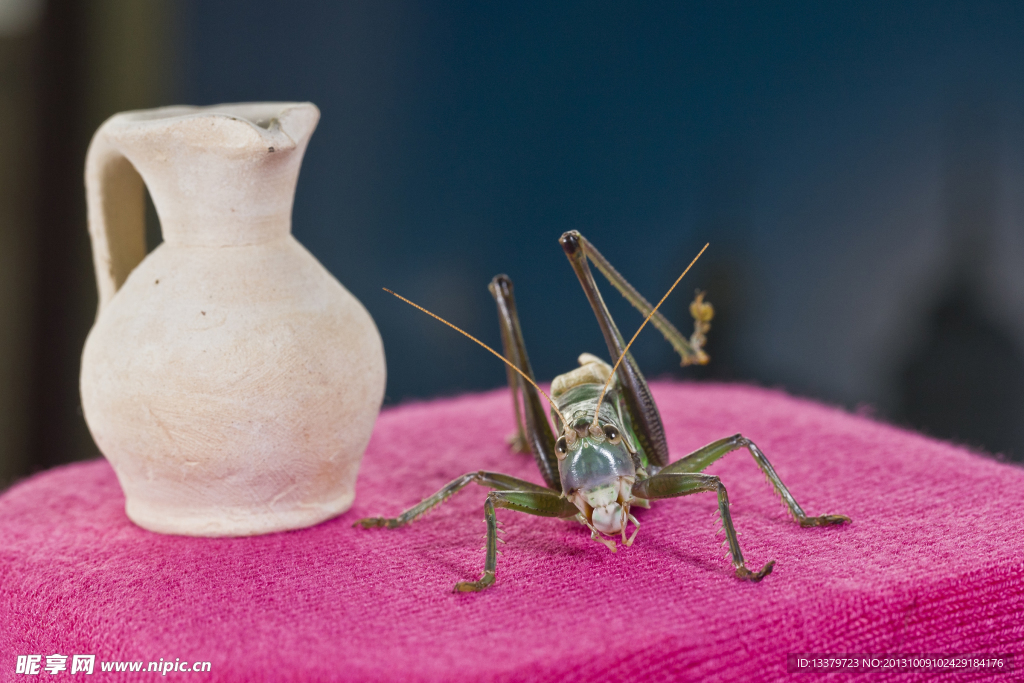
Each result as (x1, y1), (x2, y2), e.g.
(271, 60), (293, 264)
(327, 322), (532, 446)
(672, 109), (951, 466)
(80, 103), (386, 536)
(2, 383), (1022, 681)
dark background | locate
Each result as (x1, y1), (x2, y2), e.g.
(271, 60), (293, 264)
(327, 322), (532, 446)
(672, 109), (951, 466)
(2, 0), (1023, 489)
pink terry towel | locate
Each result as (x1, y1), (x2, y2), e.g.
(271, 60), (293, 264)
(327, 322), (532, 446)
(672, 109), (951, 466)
(1, 382), (1022, 682)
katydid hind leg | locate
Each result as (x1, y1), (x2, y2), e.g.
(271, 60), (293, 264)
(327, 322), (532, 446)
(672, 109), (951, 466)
(488, 275), (561, 490)
(661, 434), (851, 527)
(632, 472), (774, 581)
(497, 296), (529, 454)
(456, 489), (579, 592)
(569, 231), (711, 366)
(559, 231), (671, 468)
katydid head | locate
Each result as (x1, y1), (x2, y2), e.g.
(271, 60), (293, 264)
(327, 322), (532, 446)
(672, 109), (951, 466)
(557, 419), (637, 537)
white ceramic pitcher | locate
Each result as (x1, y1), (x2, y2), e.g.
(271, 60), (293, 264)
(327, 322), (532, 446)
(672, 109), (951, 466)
(80, 102), (386, 537)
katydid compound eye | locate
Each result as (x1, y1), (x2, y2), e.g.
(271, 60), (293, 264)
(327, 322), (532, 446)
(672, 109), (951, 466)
(603, 425), (621, 443)
(555, 436), (568, 459)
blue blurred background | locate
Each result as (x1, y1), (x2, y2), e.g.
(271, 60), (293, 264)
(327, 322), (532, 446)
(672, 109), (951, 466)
(1, 1), (1022, 487)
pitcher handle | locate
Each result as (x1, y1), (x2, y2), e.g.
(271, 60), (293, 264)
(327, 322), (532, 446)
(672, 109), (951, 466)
(84, 125), (148, 316)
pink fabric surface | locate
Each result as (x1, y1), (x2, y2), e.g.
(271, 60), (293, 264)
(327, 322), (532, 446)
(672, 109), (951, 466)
(2, 382), (1023, 682)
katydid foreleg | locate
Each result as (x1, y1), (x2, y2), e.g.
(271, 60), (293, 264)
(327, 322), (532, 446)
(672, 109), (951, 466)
(660, 435), (851, 527)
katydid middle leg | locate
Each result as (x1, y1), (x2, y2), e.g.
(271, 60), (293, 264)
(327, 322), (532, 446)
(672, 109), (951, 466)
(355, 471), (551, 529)
(455, 489), (578, 592)
(661, 435), (851, 527)
(355, 471), (576, 592)
(632, 472), (775, 581)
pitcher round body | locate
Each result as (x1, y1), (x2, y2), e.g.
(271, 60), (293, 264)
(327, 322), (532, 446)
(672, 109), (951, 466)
(80, 102), (385, 536)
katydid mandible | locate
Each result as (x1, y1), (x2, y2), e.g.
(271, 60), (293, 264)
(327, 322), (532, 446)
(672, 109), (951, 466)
(358, 231), (850, 592)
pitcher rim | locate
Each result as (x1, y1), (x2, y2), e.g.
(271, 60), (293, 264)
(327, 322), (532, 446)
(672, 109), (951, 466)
(99, 101), (320, 144)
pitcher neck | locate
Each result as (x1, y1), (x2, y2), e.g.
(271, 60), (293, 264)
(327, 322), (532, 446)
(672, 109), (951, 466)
(146, 145), (300, 247)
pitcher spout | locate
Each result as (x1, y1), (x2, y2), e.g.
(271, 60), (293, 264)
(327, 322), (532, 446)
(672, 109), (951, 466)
(249, 102), (319, 152)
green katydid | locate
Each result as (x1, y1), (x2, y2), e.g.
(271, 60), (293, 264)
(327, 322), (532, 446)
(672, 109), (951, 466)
(358, 231), (850, 591)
